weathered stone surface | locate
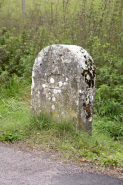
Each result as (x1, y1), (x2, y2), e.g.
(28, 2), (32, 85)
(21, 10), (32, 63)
(31, 44), (96, 132)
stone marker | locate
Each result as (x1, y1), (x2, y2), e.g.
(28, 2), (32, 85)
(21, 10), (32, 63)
(31, 44), (96, 132)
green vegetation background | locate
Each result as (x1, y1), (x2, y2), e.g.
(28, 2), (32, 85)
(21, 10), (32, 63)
(0, 0), (123, 168)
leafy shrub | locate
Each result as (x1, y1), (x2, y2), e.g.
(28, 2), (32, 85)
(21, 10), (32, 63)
(95, 84), (123, 123)
(0, 73), (21, 98)
(0, 131), (21, 143)
(93, 117), (123, 140)
(0, 28), (35, 79)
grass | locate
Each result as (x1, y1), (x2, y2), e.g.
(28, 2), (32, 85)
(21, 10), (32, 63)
(26, 112), (123, 168)
(0, 0), (123, 170)
(0, 89), (123, 168)
(0, 80), (31, 142)
(0, 98), (30, 132)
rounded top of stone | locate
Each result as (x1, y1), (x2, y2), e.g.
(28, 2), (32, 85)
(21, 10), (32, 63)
(35, 44), (94, 71)
(50, 44), (92, 70)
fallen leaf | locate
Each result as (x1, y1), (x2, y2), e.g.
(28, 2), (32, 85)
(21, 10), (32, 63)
(116, 168), (123, 173)
(82, 158), (90, 162)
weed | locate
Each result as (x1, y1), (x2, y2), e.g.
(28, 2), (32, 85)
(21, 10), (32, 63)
(0, 131), (21, 143)
(93, 115), (123, 140)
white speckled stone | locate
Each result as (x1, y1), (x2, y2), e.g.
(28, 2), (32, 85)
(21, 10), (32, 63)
(31, 44), (96, 132)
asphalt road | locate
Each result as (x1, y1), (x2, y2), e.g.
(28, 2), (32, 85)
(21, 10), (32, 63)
(0, 144), (123, 185)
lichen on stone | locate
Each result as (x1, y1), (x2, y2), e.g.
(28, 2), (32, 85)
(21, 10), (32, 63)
(31, 44), (96, 133)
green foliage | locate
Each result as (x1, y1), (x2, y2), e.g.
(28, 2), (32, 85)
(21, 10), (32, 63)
(27, 112), (123, 167)
(0, 0), (123, 168)
(30, 112), (74, 136)
(93, 116), (123, 140)
(0, 97), (30, 139)
(57, 120), (74, 136)
(0, 131), (21, 143)
(30, 112), (54, 131)
(0, 28), (36, 79)
(0, 95), (123, 168)
(0, 1), (122, 121)
(95, 84), (123, 123)
(0, 73), (21, 98)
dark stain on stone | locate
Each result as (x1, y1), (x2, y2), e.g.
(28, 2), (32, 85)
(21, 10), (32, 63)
(83, 103), (91, 118)
(81, 68), (95, 88)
